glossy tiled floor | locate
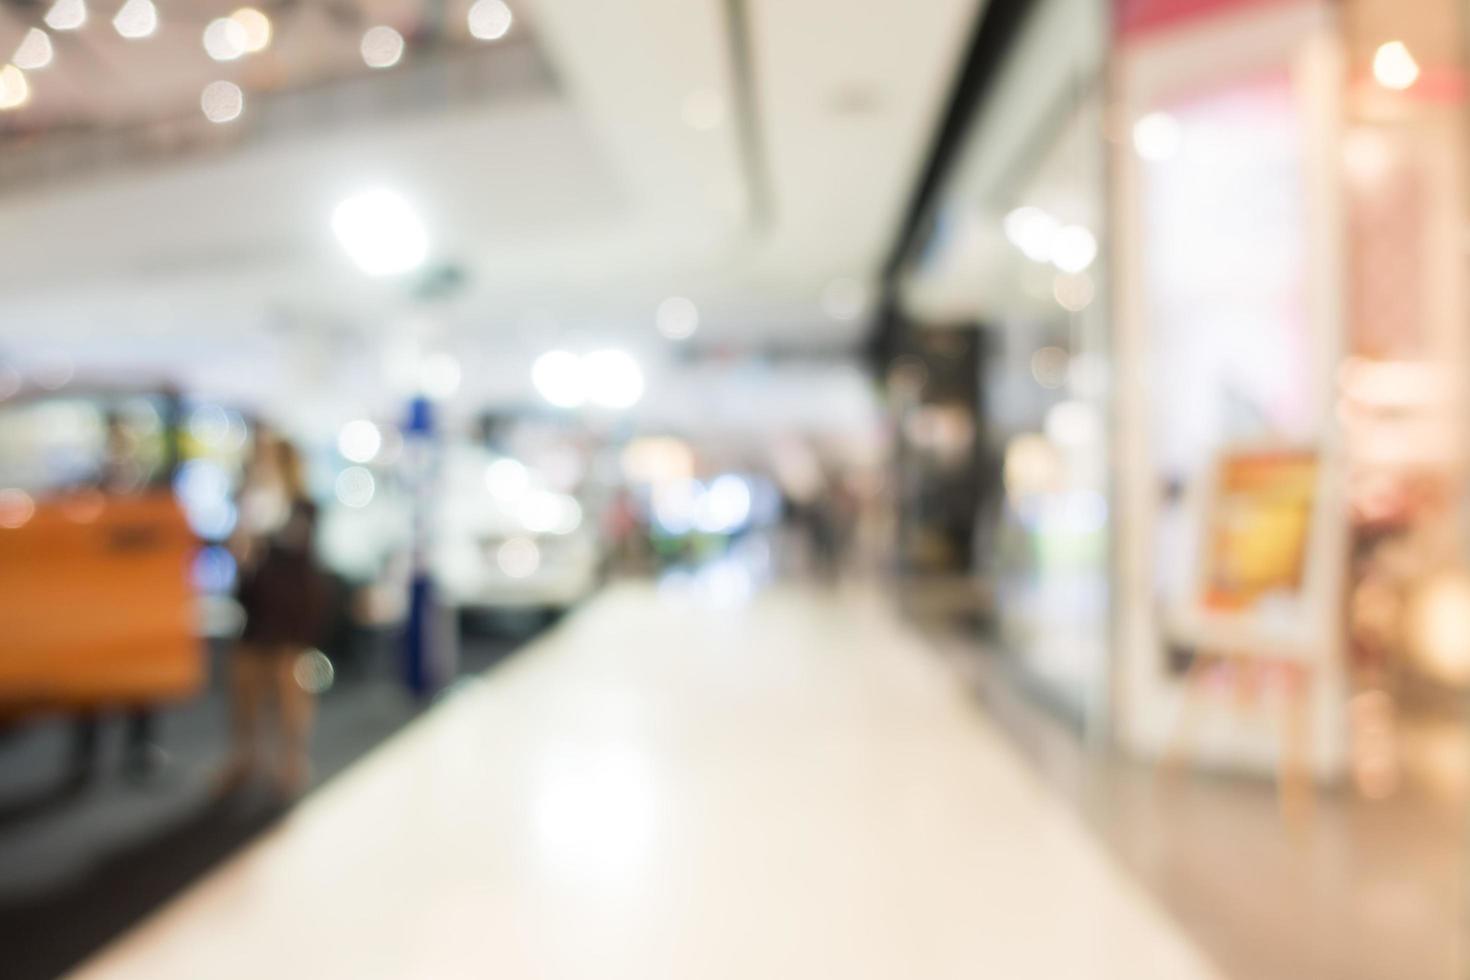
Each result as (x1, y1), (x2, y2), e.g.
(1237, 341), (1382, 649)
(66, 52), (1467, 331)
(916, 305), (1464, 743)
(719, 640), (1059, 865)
(72, 583), (1218, 979)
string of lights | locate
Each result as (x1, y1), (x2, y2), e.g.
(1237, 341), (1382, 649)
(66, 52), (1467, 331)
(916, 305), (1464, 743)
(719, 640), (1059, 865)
(0, 0), (514, 121)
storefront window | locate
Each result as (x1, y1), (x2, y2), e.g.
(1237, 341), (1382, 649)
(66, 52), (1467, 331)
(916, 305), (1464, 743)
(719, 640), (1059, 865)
(899, 0), (1112, 725)
(1338, 0), (1470, 799)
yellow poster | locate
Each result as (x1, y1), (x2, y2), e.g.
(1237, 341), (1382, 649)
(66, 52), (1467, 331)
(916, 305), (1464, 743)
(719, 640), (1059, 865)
(1202, 449), (1317, 612)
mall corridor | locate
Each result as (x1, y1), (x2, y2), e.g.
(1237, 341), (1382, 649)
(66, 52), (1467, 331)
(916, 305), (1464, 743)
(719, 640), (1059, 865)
(70, 583), (1215, 980)
(1, 0), (1466, 974)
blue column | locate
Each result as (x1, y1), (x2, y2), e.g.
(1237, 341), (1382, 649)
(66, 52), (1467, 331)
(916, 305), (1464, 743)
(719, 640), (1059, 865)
(402, 395), (442, 698)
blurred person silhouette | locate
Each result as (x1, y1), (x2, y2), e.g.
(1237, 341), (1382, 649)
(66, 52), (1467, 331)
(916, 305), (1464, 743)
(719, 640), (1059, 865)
(799, 462), (858, 583)
(217, 429), (326, 798)
(812, 484), (855, 583)
(605, 486), (646, 574)
(67, 409), (164, 785)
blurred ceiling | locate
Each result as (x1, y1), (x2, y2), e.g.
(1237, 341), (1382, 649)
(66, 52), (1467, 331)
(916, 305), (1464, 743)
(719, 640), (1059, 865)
(0, 0), (979, 414)
(0, 0), (479, 137)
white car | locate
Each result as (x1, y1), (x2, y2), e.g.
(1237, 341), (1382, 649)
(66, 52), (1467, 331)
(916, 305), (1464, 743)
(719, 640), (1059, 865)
(431, 445), (601, 612)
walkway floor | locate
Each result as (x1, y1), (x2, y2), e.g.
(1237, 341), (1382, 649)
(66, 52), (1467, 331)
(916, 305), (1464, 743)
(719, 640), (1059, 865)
(0, 632), (524, 980)
(72, 583), (1219, 979)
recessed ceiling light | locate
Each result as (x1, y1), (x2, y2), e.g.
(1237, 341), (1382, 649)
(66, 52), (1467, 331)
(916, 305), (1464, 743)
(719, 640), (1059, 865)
(583, 350), (644, 409)
(332, 189), (428, 276)
(0, 65), (31, 111)
(113, 0), (157, 40)
(468, 0), (513, 41)
(43, 0), (86, 32)
(12, 29), (54, 71)
(201, 80), (244, 123)
(203, 17), (248, 61)
(361, 25), (405, 69)
(532, 349), (585, 409)
(230, 7), (273, 54)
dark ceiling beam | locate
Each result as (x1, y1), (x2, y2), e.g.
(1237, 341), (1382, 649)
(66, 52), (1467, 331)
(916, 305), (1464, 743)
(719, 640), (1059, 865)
(878, 0), (1037, 287)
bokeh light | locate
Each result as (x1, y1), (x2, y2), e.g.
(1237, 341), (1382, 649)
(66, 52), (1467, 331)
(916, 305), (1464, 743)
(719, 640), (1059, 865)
(112, 0), (157, 40)
(1132, 111), (1181, 161)
(335, 466), (376, 508)
(0, 65), (30, 111)
(656, 296), (699, 340)
(497, 536), (540, 578)
(532, 350), (586, 409)
(1004, 206), (1059, 261)
(361, 25), (406, 69)
(1373, 41), (1419, 91)
(201, 80), (244, 123)
(43, 0), (85, 32)
(0, 488), (36, 528)
(1049, 225), (1097, 274)
(485, 458), (529, 502)
(583, 350), (644, 409)
(12, 29), (53, 71)
(230, 7), (272, 53)
(467, 0), (513, 41)
(203, 17), (248, 62)
(337, 419), (382, 463)
(332, 189), (428, 276)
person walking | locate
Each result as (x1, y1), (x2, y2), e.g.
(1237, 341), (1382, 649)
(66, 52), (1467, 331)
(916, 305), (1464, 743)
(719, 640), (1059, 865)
(218, 429), (326, 798)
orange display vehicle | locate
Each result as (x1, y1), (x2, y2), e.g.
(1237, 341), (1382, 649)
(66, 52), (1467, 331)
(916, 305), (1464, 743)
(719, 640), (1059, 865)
(0, 387), (203, 721)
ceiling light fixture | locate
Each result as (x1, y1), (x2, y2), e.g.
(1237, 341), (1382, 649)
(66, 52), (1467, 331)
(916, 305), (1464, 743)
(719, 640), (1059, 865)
(12, 29), (53, 71)
(468, 0), (513, 41)
(43, 0), (86, 32)
(361, 25), (405, 69)
(203, 17), (248, 61)
(332, 189), (428, 276)
(583, 350), (645, 409)
(0, 65), (31, 110)
(531, 349), (645, 410)
(532, 350), (585, 409)
(113, 0), (157, 39)
(201, 80), (244, 123)
(230, 7), (273, 53)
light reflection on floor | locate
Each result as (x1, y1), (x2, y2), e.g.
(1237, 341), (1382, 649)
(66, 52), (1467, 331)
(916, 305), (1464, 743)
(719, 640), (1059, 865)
(73, 580), (1218, 980)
